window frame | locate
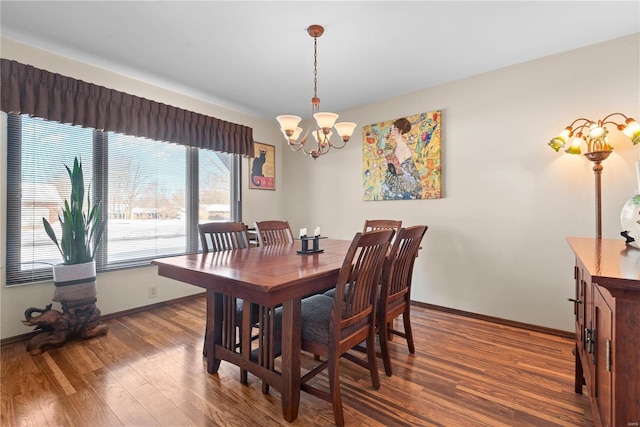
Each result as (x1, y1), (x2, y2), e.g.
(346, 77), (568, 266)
(5, 113), (242, 285)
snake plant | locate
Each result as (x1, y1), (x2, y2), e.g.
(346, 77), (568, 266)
(42, 157), (106, 265)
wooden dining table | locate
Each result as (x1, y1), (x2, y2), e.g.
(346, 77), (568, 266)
(152, 238), (352, 422)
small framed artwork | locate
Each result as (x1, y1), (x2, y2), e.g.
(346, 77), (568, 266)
(249, 142), (276, 190)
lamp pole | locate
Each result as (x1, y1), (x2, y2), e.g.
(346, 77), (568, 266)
(584, 151), (611, 239)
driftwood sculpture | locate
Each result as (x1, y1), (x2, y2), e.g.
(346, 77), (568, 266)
(22, 300), (108, 355)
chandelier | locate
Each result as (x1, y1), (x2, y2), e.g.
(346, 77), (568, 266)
(276, 25), (357, 160)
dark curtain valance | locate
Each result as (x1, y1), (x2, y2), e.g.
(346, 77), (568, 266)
(0, 58), (254, 157)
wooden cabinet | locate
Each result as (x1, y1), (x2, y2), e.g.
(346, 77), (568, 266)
(568, 237), (640, 427)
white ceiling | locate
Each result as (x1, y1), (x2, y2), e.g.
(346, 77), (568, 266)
(1, 1), (639, 121)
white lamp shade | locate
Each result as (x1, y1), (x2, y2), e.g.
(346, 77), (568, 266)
(291, 127), (303, 141)
(589, 124), (606, 139)
(313, 112), (339, 129)
(281, 126), (303, 142)
(334, 122), (357, 138)
(312, 130), (332, 143)
(277, 115), (302, 131)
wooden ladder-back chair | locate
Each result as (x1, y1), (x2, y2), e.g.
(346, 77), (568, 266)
(378, 225), (427, 376)
(198, 221), (250, 252)
(363, 219), (402, 235)
(277, 229), (393, 427)
(197, 222), (256, 382)
(254, 220), (294, 246)
(322, 219), (402, 300)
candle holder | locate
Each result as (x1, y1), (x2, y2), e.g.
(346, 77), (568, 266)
(295, 235), (327, 254)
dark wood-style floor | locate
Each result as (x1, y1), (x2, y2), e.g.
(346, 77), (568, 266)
(1, 295), (593, 426)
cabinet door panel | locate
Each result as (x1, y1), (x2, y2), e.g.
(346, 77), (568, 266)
(593, 286), (612, 427)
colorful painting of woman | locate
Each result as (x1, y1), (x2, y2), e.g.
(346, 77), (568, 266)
(383, 118), (423, 199)
(362, 110), (442, 201)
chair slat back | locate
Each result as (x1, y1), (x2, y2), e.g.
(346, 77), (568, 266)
(363, 219), (402, 235)
(332, 229), (393, 339)
(381, 225), (427, 307)
(363, 220), (402, 244)
(198, 222), (250, 253)
(254, 220), (294, 246)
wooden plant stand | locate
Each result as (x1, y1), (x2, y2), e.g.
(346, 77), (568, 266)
(22, 298), (108, 355)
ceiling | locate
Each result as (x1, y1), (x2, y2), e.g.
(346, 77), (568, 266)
(1, 1), (639, 122)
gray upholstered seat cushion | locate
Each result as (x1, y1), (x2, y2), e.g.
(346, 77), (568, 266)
(235, 299), (260, 325)
(275, 292), (373, 347)
(323, 283), (349, 299)
(274, 294), (334, 345)
(300, 295), (334, 344)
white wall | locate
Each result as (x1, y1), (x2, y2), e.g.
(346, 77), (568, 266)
(283, 34), (640, 332)
(0, 39), (284, 339)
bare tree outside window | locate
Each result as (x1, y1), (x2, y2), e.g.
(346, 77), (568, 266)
(199, 150), (231, 221)
(110, 158), (147, 220)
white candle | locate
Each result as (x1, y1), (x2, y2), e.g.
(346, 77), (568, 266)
(314, 227), (320, 236)
(300, 228), (307, 237)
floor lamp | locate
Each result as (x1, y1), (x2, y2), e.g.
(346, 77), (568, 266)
(548, 113), (640, 239)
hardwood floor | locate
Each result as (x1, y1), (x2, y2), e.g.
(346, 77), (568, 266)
(1, 295), (593, 426)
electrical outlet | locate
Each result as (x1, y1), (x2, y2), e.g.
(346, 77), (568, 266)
(148, 286), (158, 299)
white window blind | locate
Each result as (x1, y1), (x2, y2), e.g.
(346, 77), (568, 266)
(6, 113), (239, 285)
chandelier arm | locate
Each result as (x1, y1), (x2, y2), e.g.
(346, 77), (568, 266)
(571, 122), (592, 137)
(291, 141), (317, 156)
(567, 118), (592, 129)
(317, 143), (331, 156)
(299, 139), (315, 156)
(289, 143), (304, 153)
(600, 112), (630, 125)
(329, 140), (348, 149)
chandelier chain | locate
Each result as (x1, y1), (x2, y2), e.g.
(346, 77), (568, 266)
(313, 36), (318, 99)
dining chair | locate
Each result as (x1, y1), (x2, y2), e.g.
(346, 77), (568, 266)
(197, 221), (257, 382)
(253, 220), (293, 394)
(254, 220), (294, 246)
(276, 229), (393, 427)
(377, 225), (427, 376)
(363, 219), (402, 235)
(322, 220), (401, 301)
(198, 221), (250, 252)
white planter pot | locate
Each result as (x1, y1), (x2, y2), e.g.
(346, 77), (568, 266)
(52, 261), (97, 303)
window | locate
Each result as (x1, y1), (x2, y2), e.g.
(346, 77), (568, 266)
(6, 113), (241, 284)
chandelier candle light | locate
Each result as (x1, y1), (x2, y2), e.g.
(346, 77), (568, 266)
(277, 25), (357, 159)
(548, 112), (640, 238)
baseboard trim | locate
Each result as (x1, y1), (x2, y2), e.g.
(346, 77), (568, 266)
(1, 292), (206, 347)
(2, 293), (572, 347)
(413, 301), (574, 339)
(100, 292), (207, 322)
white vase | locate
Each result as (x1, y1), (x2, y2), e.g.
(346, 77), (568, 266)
(52, 261), (98, 303)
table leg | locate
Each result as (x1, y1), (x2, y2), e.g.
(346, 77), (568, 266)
(280, 298), (301, 422)
(241, 300), (252, 384)
(206, 290), (223, 374)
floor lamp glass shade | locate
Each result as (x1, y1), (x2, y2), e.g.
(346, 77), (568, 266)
(620, 161), (640, 249)
(622, 120), (640, 144)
